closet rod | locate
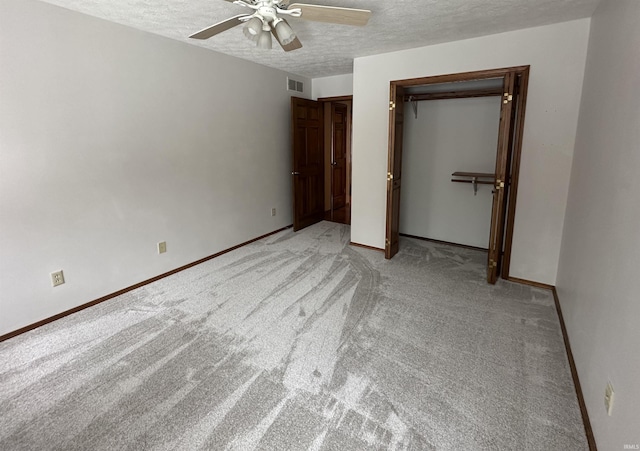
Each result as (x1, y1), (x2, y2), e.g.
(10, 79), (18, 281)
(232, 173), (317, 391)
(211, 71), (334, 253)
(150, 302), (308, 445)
(403, 87), (503, 102)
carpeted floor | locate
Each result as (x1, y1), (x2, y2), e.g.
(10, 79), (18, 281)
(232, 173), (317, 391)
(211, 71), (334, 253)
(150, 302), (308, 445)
(0, 221), (587, 450)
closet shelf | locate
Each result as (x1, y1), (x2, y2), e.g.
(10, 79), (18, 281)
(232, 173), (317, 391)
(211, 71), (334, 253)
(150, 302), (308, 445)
(451, 172), (495, 180)
(451, 172), (496, 195)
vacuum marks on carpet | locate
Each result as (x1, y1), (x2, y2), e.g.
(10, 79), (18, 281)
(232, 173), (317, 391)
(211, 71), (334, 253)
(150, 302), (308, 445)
(0, 222), (587, 450)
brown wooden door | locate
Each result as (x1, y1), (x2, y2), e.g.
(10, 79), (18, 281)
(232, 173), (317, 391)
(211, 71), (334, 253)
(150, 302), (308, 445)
(331, 103), (348, 211)
(501, 71), (528, 280)
(292, 97), (324, 232)
(487, 73), (517, 283)
(385, 84), (405, 259)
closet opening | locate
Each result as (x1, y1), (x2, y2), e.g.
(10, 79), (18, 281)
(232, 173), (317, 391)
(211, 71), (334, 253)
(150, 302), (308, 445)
(385, 66), (530, 284)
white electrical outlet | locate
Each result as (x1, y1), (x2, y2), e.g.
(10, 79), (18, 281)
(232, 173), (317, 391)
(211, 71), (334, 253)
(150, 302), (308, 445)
(51, 270), (65, 287)
(271, 208), (277, 217)
(158, 241), (167, 254)
(604, 381), (615, 416)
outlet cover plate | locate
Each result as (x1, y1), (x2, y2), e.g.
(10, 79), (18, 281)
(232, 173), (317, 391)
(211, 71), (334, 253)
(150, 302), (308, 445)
(605, 381), (614, 416)
(158, 241), (167, 254)
(51, 270), (65, 287)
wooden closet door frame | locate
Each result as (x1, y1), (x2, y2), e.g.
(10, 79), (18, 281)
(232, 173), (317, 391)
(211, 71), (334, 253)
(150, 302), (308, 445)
(487, 71), (517, 283)
(384, 66), (530, 281)
(385, 84), (405, 259)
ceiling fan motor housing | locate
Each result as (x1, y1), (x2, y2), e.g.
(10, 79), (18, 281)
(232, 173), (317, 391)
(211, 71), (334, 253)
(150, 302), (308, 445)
(257, 5), (278, 23)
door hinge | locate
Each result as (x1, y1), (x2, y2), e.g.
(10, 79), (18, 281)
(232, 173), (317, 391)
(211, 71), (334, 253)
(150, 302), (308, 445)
(495, 179), (505, 190)
(389, 101), (396, 110)
(503, 93), (513, 104)
(489, 259), (498, 268)
(387, 172), (393, 181)
(385, 239), (390, 248)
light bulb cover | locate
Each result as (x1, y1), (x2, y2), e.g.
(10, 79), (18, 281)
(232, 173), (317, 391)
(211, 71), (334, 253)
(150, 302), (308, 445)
(257, 30), (272, 49)
(275, 20), (296, 46)
(243, 25), (259, 41)
(243, 17), (263, 41)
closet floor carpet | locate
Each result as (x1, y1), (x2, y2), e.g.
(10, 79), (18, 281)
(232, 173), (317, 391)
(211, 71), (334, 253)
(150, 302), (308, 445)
(0, 221), (587, 450)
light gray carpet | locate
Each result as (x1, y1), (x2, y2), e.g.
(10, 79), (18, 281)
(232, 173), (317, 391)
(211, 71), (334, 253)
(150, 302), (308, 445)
(0, 221), (587, 450)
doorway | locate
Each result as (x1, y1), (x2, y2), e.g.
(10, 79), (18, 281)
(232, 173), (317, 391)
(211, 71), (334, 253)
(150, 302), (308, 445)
(385, 66), (530, 284)
(322, 96), (352, 225)
(291, 95), (353, 232)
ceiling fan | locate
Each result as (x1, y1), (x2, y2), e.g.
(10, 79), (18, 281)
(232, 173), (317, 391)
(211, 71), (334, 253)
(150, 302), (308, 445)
(189, 0), (372, 52)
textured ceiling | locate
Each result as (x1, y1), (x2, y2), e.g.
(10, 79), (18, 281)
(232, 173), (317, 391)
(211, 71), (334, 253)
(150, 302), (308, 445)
(37, 0), (600, 78)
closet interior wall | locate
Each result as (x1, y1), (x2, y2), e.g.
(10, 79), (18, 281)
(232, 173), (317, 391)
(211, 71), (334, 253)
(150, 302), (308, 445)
(399, 83), (502, 249)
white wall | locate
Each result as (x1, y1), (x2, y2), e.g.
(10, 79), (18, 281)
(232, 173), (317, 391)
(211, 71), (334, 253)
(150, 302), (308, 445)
(556, 0), (640, 448)
(351, 19), (590, 284)
(0, 0), (310, 336)
(400, 97), (500, 248)
(312, 73), (353, 99)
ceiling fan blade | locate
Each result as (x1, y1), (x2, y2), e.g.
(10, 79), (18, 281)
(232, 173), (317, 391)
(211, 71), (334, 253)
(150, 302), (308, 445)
(189, 14), (250, 39)
(224, 0), (292, 4)
(271, 19), (303, 52)
(282, 35), (303, 52)
(288, 3), (371, 26)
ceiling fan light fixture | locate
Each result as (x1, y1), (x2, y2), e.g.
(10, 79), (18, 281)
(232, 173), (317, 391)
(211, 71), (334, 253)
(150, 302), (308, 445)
(274, 20), (296, 46)
(243, 27), (258, 42)
(243, 26), (259, 41)
(257, 30), (272, 49)
(243, 16), (263, 40)
(189, 1), (372, 53)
